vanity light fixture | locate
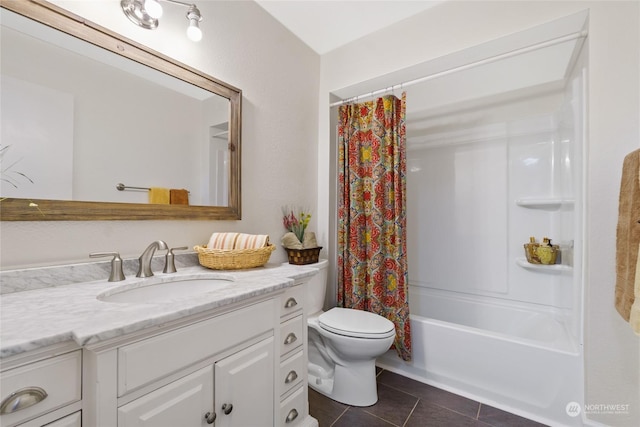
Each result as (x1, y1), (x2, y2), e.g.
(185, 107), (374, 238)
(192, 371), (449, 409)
(121, 0), (203, 41)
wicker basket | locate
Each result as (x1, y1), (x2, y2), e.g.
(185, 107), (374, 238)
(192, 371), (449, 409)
(285, 247), (322, 265)
(194, 244), (276, 270)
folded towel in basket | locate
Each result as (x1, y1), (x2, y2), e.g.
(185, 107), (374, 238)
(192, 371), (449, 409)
(303, 231), (318, 249)
(281, 232), (303, 250)
(207, 232), (269, 250)
(235, 233), (270, 249)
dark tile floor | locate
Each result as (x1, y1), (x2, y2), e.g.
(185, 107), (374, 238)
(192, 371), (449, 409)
(309, 369), (548, 427)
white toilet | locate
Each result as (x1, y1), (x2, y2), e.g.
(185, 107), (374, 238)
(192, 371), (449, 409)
(303, 259), (395, 406)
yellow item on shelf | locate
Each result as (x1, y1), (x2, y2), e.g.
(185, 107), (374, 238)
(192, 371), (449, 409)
(148, 187), (170, 204)
(170, 188), (189, 205)
(536, 244), (558, 265)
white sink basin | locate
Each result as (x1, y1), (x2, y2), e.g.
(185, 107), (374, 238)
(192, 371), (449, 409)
(98, 277), (235, 304)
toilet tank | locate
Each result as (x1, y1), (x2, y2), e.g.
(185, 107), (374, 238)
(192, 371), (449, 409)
(305, 259), (328, 315)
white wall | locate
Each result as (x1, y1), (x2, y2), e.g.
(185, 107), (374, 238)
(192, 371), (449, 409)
(0, 0), (320, 268)
(318, 1), (639, 425)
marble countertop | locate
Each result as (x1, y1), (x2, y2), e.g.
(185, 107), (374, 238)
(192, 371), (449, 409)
(0, 262), (317, 359)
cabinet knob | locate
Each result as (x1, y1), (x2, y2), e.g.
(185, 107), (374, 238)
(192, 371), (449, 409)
(222, 403), (233, 415)
(285, 408), (299, 423)
(0, 386), (48, 415)
(284, 370), (298, 384)
(284, 297), (298, 309)
(284, 333), (297, 345)
(204, 411), (217, 424)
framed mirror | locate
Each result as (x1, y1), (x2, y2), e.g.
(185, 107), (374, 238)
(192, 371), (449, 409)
(0, 0), (241, 220)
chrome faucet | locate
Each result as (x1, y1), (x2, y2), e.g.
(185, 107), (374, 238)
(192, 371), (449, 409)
(136, 240), (168, 278)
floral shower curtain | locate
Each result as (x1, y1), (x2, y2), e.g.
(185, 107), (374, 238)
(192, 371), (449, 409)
(337, 93), (411, 361)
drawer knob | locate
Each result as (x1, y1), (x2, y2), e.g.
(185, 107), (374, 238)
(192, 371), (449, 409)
(284, 333), (297, 345)
(0, 386), (48, 415)
(285, 370), (298, 384)
(222, 403), (233, 415)
(285, 408), (299, 423)
(204, 411), (217, 424)
(284, 297), (298, 309)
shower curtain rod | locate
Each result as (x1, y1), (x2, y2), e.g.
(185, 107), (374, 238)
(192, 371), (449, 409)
(329, 30), (587, 108)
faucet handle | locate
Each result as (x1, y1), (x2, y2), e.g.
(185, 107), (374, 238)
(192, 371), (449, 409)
(90, 252), (126, 282)
(163, 246), (189, 274)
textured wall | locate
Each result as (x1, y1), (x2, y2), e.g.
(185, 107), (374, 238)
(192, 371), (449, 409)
(0, 0), (320, 268)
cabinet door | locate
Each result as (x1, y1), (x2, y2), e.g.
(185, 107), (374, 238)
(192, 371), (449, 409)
(215, 337), (274, 427)
(118, 365), (213, 427)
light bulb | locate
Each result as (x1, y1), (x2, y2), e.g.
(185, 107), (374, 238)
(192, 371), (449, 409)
(144, 0), (163, 19)
(187, 19), (202, 41)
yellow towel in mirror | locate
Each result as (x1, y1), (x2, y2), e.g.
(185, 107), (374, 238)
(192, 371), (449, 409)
(149, 187), (170, 204)
(170, 189), (189, 205)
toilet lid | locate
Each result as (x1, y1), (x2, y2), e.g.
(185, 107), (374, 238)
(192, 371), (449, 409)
(318, 308), (395, 339)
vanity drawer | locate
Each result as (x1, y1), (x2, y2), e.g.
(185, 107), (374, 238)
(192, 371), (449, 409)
(0, 351), (81, 427)
(280, 315), (303, 356)
(279, 350), (304, 397)
(279, 385), (304, 426)
(42, 411), (82, 427)
(118, 299), (275, 396)
(280, 285), (303, 318)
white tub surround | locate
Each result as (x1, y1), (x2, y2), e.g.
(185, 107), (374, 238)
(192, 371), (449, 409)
(378, 287), (582, 427)
(0, 262), (319, 427)
(378, 304), (581, 427)
(360, 10), (588, 427)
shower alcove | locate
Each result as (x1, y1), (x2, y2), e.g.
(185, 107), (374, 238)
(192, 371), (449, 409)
(330, 10), (588, 427)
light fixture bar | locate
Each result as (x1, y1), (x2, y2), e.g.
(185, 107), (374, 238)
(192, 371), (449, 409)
(120, 0), (203, 41)
(161, 0), (196, 7)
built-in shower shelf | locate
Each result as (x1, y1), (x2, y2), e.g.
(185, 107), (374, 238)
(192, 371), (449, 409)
(515, 198), (575, 210)
(516, 258), (572, 273)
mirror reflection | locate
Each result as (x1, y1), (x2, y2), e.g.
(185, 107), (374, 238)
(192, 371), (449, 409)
(0, 1), (241, 220)
(1, 9), (228, 206)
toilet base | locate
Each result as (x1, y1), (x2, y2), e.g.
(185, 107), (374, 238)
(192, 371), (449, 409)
(308, 360), (379, 407)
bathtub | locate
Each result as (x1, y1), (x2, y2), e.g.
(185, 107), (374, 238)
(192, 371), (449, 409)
(377, 286), (584, 427)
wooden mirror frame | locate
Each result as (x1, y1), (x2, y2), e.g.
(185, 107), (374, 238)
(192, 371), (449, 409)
(0, 0), (241, 221)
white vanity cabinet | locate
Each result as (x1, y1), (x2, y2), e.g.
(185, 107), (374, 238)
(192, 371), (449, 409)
(0, 349), (82, 427)
(213, 337), (274, 426)
(276, 284), (307, 426)
(83, 287), (316, 427)
(117, 364), (214, 426)
(85, 298), (277, 427)
(118, 337), (274, 426)
(0, 269), (319, 427)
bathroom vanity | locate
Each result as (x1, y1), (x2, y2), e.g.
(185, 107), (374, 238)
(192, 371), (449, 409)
(0, 263), (318, 427)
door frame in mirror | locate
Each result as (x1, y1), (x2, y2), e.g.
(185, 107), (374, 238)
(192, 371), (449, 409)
(0, 0), (241, 221)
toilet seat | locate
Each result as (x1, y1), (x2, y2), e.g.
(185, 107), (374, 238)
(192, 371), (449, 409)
(318, 308), (395, 339)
